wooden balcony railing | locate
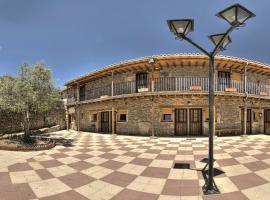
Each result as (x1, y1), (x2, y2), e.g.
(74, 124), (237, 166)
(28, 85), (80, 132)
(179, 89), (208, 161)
(67, 77), (270, 104)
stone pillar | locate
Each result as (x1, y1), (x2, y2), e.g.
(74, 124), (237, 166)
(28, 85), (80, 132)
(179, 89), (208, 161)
(112, 107), (116, 135)
(150, 97), (156, 138)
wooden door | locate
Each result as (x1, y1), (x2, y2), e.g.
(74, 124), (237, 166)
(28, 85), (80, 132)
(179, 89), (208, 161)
(101, 111), (112, 133)
(189, 108), (203, 136)
(175, 109), (188, 136)
(264, 109), (270, 134)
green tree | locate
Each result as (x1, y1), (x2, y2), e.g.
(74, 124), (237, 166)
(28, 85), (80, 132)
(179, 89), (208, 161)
(0, 62), (61, 141)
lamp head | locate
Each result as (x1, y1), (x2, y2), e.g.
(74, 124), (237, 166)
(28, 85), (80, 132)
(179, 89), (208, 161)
(167, 19), (194, 37)
(216, 4), (255, 26)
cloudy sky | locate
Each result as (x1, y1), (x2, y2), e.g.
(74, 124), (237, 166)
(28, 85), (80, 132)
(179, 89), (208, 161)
(0, 0), (268, 87)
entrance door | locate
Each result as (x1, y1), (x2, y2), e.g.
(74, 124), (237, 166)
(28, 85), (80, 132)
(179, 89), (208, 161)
(175, 109), (188, 136)
(264, 109), (270, 134)
(189, 108), (203, 136)
(241, 109), (252, 134)
(101, 111), (112, 133)
(136, 72), (148, 92)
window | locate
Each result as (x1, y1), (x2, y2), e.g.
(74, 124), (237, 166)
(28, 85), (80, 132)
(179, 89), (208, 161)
(79, 85), (85, 101)
(91, 113), (97, 122)
(161, 108), (173, 122)
(163, 114), (172, 121)
(119, 114), (127, 122)
(118, 109), (128, 122)
(81, 113), (84, 119)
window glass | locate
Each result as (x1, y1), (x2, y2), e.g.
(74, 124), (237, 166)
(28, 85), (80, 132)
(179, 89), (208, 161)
(163, 114), (172, 121)
(119, 114), (127, 121)
(92, 114), (97, 122)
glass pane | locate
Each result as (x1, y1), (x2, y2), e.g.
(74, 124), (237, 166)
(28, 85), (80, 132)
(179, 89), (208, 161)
(221, 7), (236, 23)
(211, 35), (223, 45)
(172, 21), (189, 34)
(237, 7), (250, 23)
(163, 114), (172, 121)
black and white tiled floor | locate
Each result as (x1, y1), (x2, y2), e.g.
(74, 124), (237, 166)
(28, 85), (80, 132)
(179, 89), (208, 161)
(0, 130), (269, 200)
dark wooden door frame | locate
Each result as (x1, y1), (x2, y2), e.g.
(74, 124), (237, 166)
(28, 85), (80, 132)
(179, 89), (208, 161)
(175, 108), (203, 136)
(264, 109), (270, 134)
(175, 108), (188, 136)
(100, 111), (112, 133)
(189, 108), (203, 136)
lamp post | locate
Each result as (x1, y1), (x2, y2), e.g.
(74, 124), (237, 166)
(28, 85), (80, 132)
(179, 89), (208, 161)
(167, 4), (255, 194)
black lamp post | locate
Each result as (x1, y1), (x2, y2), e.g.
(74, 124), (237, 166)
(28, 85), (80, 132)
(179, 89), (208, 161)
(167, 3), (255, 194)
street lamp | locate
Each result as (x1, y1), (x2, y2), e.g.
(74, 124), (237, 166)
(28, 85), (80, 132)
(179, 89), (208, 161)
(167, 3), (255, 194)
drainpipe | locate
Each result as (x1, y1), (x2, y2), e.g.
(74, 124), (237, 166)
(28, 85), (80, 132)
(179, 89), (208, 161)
(243, 62), (249, 136)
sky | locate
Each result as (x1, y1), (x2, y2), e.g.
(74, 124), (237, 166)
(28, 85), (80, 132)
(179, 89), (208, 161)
(0, 0), (269, 88)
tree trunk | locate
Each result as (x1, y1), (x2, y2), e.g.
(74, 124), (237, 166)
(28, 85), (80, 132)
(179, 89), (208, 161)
(23, 110), (31, 142)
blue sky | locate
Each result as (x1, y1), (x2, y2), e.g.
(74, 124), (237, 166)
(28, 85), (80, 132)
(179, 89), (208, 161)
(0, 0), (268, 87)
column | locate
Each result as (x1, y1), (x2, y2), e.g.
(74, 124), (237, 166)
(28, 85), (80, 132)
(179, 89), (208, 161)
(243, 62), (248, 136)
(111, 71), (114, 96)
(151, 67), (155, 92)
(112, 107), (115, 135)
(76, 82), (80, 132)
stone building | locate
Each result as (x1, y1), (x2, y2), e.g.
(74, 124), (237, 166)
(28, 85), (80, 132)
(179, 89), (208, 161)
(64, 54), (270, 136)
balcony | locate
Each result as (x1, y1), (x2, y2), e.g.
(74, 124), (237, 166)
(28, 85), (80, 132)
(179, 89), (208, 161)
(67, 77), (270, 104)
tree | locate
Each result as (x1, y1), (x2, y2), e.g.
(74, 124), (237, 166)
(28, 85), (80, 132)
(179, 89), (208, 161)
(0, 62), (61, 141)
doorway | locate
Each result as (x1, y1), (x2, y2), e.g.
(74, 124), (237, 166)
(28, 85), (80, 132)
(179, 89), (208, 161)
(175, 108), (202, 136)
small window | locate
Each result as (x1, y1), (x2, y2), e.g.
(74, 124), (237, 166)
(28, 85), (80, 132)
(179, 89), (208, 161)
(92, 114), (97, 122)
(119, 114), (127, 122)
(163, 114), (172, 121)
(161, 107), (173, 122)
(118, 109), (128, 122)
(81, 113), (84, 119)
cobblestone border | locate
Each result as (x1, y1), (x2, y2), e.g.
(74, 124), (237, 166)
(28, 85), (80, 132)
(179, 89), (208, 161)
(0, 139), (55, 151)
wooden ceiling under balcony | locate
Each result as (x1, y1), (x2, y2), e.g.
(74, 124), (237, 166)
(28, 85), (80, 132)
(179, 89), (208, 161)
(65, 54), (270, 87)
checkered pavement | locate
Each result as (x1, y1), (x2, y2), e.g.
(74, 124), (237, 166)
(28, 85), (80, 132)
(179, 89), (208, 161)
(0, 130), (269, 200)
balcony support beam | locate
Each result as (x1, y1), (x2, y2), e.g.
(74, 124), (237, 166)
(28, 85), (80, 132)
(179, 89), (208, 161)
(111, 71), (114, 96)
(76, 82), (80, 132)
(243, 62), (249, 136)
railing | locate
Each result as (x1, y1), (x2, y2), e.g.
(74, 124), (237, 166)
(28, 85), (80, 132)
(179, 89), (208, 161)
(67, 77), (270, 103)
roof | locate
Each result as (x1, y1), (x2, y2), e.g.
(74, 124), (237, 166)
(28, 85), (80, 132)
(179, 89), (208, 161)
(65, 53), (270, 86)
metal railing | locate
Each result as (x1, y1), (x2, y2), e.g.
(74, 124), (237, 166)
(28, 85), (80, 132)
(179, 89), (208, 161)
(67, 77), (270, 103)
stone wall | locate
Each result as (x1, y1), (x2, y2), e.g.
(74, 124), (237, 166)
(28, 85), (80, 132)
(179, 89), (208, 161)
(68, 95), (270, 136)
(0, 107), (66, 135)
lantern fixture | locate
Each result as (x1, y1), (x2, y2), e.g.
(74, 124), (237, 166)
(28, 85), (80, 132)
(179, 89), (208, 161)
(209, 33), (232, 51)
(167, 19), (194, 36)
(216, 4), (256, 26)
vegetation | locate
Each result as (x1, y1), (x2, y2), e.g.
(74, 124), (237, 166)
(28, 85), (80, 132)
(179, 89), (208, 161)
(0, 62), (61, 142)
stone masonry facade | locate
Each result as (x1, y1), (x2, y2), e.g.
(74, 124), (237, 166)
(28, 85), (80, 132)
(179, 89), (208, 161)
(65, 54), (270, 136)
